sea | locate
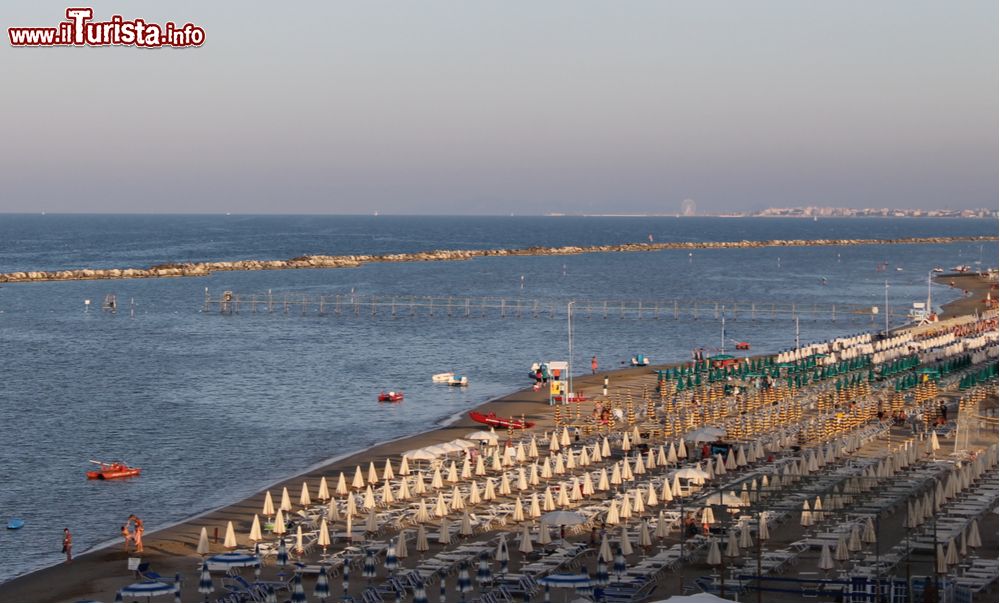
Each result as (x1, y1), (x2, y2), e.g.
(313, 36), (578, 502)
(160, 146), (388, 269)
(0, 214), (995, 582)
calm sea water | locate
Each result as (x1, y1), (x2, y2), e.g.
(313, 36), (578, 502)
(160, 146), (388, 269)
(0, 215), (995, 581)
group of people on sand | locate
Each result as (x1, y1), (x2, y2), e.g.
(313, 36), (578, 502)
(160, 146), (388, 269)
(120, 514), (145, 553)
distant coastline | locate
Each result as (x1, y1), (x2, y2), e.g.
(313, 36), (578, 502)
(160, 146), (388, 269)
(0, 234), (995, 284)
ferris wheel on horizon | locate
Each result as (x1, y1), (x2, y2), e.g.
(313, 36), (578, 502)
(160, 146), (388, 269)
(681, 198), (697, 216)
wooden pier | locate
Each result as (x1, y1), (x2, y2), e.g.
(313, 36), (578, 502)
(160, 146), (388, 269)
(203, 289), (904, 324)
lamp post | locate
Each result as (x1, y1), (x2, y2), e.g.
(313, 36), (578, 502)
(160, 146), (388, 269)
(567, 301), (575, 404)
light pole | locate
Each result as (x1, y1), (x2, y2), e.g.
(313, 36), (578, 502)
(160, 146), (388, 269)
(884, 280), (890, 336)
(567, 301), (575, 402)
(927, 270), (934, 317)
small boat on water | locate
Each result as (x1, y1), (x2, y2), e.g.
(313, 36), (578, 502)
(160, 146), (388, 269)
(378, 391), (404, 403)
(932, 267), (944, 273)
(952, 265), (971, 273)
(448, 375), (469, 387)
(469, 411), (535, 429)
(432, 372), (454, 383)
(87, 460), (141, 480)
(630, 354), (650, 367)
(735, 341), (751, 350)
(7, 518), (24, 530)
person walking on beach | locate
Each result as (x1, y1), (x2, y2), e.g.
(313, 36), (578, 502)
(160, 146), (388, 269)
(62, 528), (73, 562)
(591, 356), (598, 374)
(133, 516), (145, 553)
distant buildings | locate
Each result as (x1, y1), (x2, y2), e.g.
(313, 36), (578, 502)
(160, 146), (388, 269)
(749, 206), (997, 218)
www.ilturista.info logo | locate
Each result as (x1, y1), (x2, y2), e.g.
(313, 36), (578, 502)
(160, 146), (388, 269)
(8, 7), (205, 47)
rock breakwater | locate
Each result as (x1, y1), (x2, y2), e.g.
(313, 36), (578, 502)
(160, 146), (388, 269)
(0, 236), (995, 284)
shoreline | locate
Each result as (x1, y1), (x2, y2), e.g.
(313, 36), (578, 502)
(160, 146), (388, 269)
(0, 273), (994, 602)
(1, 235), (994, 284)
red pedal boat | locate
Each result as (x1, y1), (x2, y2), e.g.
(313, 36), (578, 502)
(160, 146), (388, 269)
(378, 391), (404, 402)
(87, 460), (141, 480)
(469, 411), (535, 429)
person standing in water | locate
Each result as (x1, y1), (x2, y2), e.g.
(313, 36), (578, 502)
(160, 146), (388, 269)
(62, 528), (73, 562)
(591, 356), (598, 374)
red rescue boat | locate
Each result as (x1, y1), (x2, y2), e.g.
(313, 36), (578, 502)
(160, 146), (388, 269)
(87, 460), (141, 480)
(735, 342), (751, 350)
(378, 391), (404, 402)
(469, 411), (535, 429)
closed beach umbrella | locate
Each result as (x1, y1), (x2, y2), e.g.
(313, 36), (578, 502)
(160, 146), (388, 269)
(431, 467), (444, 489)
(602, 437), (611, 458)
(666, 443), (678, 464)
(484, 477), (496, 501)
(638, 519), (652, 549)
(530, 463), (540, 486)
(622, 459), (634, 481)
(622, 432), (631, 452)
(605, 499), (620, 525)
(800, 500), (813, 527)
(655, 511), (669, 540)
(945, 538), (959, 565)
(496, 534), (510, 575)
(382, 480), (395, 505)
(397, 476), (411, 501)
(300, 482), (312, 507)
(818, 544), (835, 571)
(620, 523), (633, 556)
(434, 493), (448, 518)
(543, 486), (556, 511)
(477, 550), (493, 585)
(579, 447), (591, 466)
(632, 489), (645, 514)
(416, 524), (430, 554)
(592, 443), (602, 463)
(706, 538), (722, 566)
(336, 473), (348, 496)
(561, 426), (571, 447)
(291, 572), (306, 603)
(538, 521), (552, 545)
(383, 458), (395, 481)
(518, 467), (528, 491)
(224, 521), (238, 549)
(598, 468), (610, 491)
(935, 543), (948, 574)
(415, 499), (430, 524)
(294, 525), (305, 556)
(634, 454), (645, 476)
(678, 439), (687, 458)
(460, 511), (473, 537)
(198, 561), (214, 597)
(365, 509), (378, 533)
(394, 530), (408, 559)
(447, 461), (459, 483)
(317, 517), (331, 552)
(249, 514), (263, 542)
(438, 517), (451, 544)
(660, 478), (673, 502)
(277, 538), (288, 570)
(367, 462), (379, 485)
(346, 493), (358, 517)
(646, 482), (658, 507)
(863, 517), (877, 544)
(739, 520), (753, 549)
(451, 485), (465, 511)
(263, 491), (276, 518)
(415, 472), (427, 495)
(531, 492), (542, 518)
(848, 525), (862, 552)
(611, 464), (622, 486)
(457, 561), (472, 596)
(549, 432), (560, 453)
(364, 485), (376, 510)
(400, 456), (411, 476)
(516, 442), (527, 463)
(385, 540), (399, 572)
(273, 509), (286, 536)
(345, 513), (353, 543)
(599, 532), (613, 562)
(363, 548), (377, 580)
(813, 496), (824, 523)
(541, 457), (553, 479)
(511, 497), (524, 522)
(519, 524), (534, 554)
(701, 506), (715, 525)
(314, 566), (330, 602)
(828, 529), (849, 562)
(557, 482), (571, 508)
(725, 529), (740, 558)
(500, 473), (512, 496)
(281, 487), (293, 512)
(647, 448), (657, 470)
(582, 473), (595, 496)
(967, 519), (982, 548)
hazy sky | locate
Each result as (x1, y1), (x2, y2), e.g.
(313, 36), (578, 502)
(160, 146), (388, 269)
(1, 1), (996, 214)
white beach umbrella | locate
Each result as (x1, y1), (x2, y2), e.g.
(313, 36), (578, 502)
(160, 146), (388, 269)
(382, 480), (395, 505)
(678, 439), (687, 458)
(541, 457), (553, 479)
(800, 500), (813, 527)
(516, 442), (527, 463)
(530, 492), (542, 518)
(299, 482), (312, 507)
(273, 509), (287, 536)
(263, 491), (276, 518)
(334, 473), (348, 497)
(592, 443), (603, 463)
(294, 525), (305, 555)
(318, 517), (331, 552)
(414, 499), (430, 524)
(818, 544), (835, 571)
(646, 448), (657, 470)
(611, 463), (622, 486)
(518, 467), (529, 491)
(397, 477), (412, 501)
(434, 493), (448, 518)
(543, 486), (556, 512)
(813, 496), (824, 523)
(438, 517), (451, 545)
(383, 459), (395, 481)
(622, 432), (632, 452)
(447, 461), (459, 483)
(512, 496), (525, 523)
(605, 500), (620, 525)
(281, 487), (293, 512)
(714, 454), (726, 476)
(561, 426), (571, 447)
(666, 443), (678, 464)
(848, 525), (862, 552)
(598, 468), (610, 491)
(346, 493), (358, 516)
(579, 447), (591, 466)
(660, 478), (673, 502)
(738, 520), (752, 549)
(318, 477), (330, 501)
(725, 449), (737, 471)
(491, 449), (503, 472)
(655, 511), (670, 540)
(414, 471), (428, 495)
(570, 477), (583, 502)
(365, 509), (378, 533)
(724, 529), (740, 558)
(622, 459), (635, 481)
(632, 489), (644, 514)
(469, 481), (482, 505)
(529, 462), (540, 486)
(484, 477), (497, 501)
(538, 521), (552, 545)
(701, 506), (715, 525)
(566, 449), (577, 470)
(500, 472), (512, 496)
(460, 511), (473, 537)
(352, 466), (365, 490)
(935, 543), (948, 574)
(620, 493), (632, 520)
(553, 454), (566, 475)
(518, 524), (534, 554)
(549, 432), (561, 453)
(367, 462), (379, 485)
(582, 472), (595, 496)
(634, 454), (646, 476)
(706, 538), (722, 566)
(646, 482), (658, 507)
(431, 467), (444, 490)
(862, 517), (877, 544)
(602, 437), (611, 458)
(450, 485), (465, 511)
(461, 456), (472, 480)
(945, 538), (959, 565)
(759, 512), (770, 541)
(967, 520), (982, 548)
(528, 435), (539, 458)
(620, 523), (633, 556)
(345, 512), (353, 543)
(474, 454), (486, 476)
(197, 526), (210, 556)
(399, 455), (411, 476)
(249, 514), (262, 542)
(638, 519), (652, 549)
(416, 524), (429, 554)
(363, 485), (376, 510)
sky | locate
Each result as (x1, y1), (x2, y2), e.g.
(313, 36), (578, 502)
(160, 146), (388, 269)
(1, 1), (996, 215)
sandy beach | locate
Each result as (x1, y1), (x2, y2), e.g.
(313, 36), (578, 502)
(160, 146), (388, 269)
(1, 272), (996, 603)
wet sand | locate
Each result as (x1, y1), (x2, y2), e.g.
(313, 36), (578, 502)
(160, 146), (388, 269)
(1, 272), (995, 602)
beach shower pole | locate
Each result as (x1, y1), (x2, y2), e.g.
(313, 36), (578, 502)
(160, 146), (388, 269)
(568, 301), (575, 403)
(884, 281), (890, 336)
(927, 271), (933, 315)
(721, 307), (726, 355)
(795, 316), (800, 350)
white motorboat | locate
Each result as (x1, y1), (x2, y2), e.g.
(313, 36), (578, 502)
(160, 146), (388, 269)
(448, 375), (469, 386)
(432, 372), (454, 383)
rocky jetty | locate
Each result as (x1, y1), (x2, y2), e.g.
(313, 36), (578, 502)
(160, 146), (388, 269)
(0, 235), (994, 284)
